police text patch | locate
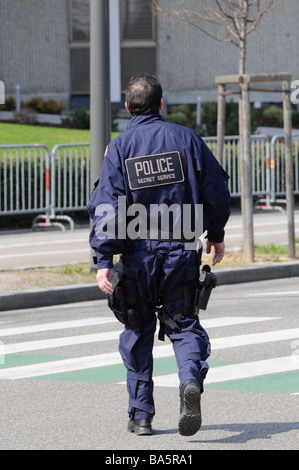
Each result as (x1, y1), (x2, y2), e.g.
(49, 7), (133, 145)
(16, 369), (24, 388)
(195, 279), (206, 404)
(125, 151), (184, 190)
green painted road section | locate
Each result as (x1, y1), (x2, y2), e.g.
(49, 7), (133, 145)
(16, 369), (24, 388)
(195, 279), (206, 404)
(1, 355), (296, 394)
(205, 371), (299, 394)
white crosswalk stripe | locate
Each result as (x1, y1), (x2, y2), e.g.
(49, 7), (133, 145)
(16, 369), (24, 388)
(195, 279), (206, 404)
(152, 356), (299, 388)
(0, 314), (298, 395)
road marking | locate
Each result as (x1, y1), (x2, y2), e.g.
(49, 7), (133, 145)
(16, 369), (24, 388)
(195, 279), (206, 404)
(0, 315), (278, 337)
(0, 325), (297, 379)
(0, 317), (281, 354)
(0, 239), (87, 249)
(151, 356), (299, 388)
(211, 328), (299, 350)
(248, 291), (299, 297)
(201, 316), (279, 328)
(225, 230), (291, 239)
(2, 331), (122, 354)
(226, 216), (299, 230)
(0, 249), (89, 259)
(0, 317), (117, 337)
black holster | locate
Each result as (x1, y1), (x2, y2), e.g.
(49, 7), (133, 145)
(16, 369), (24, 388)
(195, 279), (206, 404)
(107, 261), (141, 332)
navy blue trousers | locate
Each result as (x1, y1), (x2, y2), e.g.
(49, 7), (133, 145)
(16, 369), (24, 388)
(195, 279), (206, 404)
(119, 241), (211, 420)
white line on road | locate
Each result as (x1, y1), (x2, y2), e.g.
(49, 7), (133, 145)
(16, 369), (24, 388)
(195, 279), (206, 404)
(0, 315), (278, 338)
(6, 321), (289, 355)
(0, 317), (117, 337)
(248, 291), (299, 297)
(0, 323), (297, 379)
(211, 328), (299, 350)
(0, 239), (87, 249)
(3, 331), (122, 354)
(152, 356), (299, 388)
(0, 249), (89, 259)
(226, 216), (299, 230)
(225, 229), (290, 239)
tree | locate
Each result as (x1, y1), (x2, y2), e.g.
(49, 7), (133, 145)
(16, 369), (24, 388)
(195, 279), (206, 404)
(151, 0), (287, 262)
(151, 0), (284, 75)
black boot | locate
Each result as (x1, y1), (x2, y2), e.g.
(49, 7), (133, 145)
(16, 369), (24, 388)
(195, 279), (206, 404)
(127, 417), (153, 436)
(178, 379), (202, 436)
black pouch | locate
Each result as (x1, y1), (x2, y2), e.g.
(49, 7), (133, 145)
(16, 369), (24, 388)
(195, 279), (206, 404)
(107, 262), (141, 332)
(183, 281), (198, 318)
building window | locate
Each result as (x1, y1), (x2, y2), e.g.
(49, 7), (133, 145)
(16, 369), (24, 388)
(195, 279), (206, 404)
(121, 0), (154, 41)
(70, 0), (90, 43)
(69, 0), (156, 99)
(69, 0), (90, 99)
(120, 0), (156, 90)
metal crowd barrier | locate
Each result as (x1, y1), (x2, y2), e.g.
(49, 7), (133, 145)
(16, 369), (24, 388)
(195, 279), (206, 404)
(254, 134), (299, 211)
(1, 135), (298, 231)
(0, 143), (51, 216)
(205, 134), (271, 198)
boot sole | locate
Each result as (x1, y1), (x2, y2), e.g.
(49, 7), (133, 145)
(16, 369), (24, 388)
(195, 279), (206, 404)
(178, 385), (201, 436)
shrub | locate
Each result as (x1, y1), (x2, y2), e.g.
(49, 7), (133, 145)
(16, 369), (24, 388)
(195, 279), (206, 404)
(26, 97), (65, 115)
(292, 111), (299, 128)
(0, 96), (16, 111)
(166, 111), (190, 127)
(262, 105), (283, 127)
(166, 104), (196, 129)
(62, 108), (90, 129)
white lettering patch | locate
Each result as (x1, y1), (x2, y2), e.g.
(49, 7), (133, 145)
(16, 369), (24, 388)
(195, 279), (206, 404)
(125, 151), (184, 190)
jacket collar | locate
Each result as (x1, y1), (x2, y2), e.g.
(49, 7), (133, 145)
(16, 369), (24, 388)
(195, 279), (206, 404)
(127, 113), (164, 129)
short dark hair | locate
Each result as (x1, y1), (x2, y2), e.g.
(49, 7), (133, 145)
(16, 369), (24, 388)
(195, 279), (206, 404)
(125, 73), (162, 116)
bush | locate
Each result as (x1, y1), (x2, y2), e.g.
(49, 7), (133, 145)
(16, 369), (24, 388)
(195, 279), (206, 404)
(62, 108), (90, 129)
(0, 96), (66, 114)
(261, 105), (283, 127)
(166, 105), (196, 129)
(165, 102), (241, 136)
(292, 111), (299, 128)
(26, 97), (65, 115)
(166, 111), (190, 128)
(0, 96), (16, 111)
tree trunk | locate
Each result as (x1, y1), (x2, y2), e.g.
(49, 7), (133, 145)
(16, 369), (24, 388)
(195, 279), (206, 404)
(238, 4), (254, 261)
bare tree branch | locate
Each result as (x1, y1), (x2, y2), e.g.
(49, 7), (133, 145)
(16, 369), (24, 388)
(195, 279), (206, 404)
(151, 0), (284, 73)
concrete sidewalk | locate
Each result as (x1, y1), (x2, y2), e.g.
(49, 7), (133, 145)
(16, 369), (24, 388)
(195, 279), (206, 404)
(1, 260), (299, 312)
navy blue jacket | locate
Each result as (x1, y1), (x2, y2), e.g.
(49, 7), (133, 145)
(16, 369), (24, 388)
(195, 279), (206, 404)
(87, 114), (230, 268)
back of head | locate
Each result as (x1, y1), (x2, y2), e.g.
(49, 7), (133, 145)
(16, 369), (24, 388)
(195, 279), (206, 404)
(125, 73), (162, 116)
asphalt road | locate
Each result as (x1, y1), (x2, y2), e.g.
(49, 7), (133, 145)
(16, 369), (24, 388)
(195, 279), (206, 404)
(0, 210), (298, 270)
(0, 277), (298, 450)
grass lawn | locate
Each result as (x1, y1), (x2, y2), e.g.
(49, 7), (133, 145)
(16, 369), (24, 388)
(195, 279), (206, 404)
(0, 123), (119, 151)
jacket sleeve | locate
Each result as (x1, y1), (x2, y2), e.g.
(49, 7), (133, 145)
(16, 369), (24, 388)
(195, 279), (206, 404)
(192, 136), (231, 243)
(87, 143), (127, 269)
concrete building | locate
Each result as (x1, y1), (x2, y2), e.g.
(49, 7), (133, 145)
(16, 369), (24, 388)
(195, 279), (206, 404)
(0, 0), (298, 110)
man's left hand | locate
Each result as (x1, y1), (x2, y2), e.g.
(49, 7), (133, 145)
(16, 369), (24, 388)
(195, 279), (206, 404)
(206, 241), (225, 266)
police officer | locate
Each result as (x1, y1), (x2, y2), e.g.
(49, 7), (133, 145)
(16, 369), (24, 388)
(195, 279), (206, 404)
(88, 73), (230, 436)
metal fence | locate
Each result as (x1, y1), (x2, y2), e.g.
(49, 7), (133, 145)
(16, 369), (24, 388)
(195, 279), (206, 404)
(0, 144), (50, 215)
(1, 135), (298, 230)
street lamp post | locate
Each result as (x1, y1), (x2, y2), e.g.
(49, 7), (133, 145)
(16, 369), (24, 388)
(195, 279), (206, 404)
(90, 0), (111, 271)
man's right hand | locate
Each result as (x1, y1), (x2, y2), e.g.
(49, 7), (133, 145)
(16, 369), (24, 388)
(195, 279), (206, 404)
(96, 268), (114, 295)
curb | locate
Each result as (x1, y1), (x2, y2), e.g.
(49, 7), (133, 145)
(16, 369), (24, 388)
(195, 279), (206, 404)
(1, 261), (299, 312)
(0, 283), (105, 312)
